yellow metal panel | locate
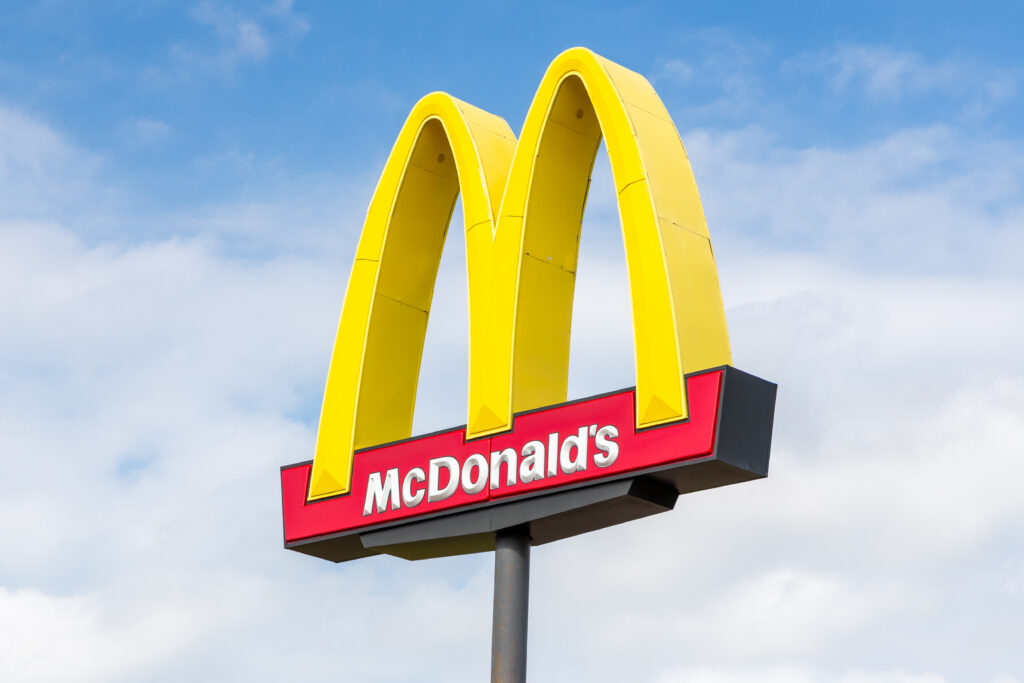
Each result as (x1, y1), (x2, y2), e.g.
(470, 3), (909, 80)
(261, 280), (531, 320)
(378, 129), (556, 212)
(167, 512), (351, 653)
(308, 47), (731, 501)
(625, 102), (710, 238)
(520, 108), (599, 270)
(659, 220), (732, 375)
(511, 254), (576, 413)
(615, 179), (687, 425)
(354, 295), (430, 449)
(309, 259), (378, 498)
(376, 164), (458, 312)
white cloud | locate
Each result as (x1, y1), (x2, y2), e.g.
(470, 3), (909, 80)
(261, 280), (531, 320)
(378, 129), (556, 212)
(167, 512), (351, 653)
(655, 671), (1018, 683)
(0, 106), (105, 221)
(647, 28), (772, 119)
(682, 124), (1024, 276)
(123, 118), (173, 147)
(1, 50), (1023, 682)
(0, 578), (266, 682)
(652, 57), (695, 84)
(655, 669), (953, 683)
(167, 1), (310, 78)
(785, 44), (1018, 107)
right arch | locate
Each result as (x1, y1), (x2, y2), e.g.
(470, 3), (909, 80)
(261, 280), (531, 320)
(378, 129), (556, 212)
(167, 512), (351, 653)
(499, 47), (733, 429)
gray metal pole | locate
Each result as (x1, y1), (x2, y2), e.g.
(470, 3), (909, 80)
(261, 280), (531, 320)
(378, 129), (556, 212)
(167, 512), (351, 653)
(491, 526), (530, 683)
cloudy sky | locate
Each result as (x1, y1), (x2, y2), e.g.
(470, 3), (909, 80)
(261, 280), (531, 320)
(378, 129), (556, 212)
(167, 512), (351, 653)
(1, 1), (1022, 681)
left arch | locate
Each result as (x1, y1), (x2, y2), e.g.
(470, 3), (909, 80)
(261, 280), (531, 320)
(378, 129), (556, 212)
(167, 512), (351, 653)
(308, 94), (517, 500)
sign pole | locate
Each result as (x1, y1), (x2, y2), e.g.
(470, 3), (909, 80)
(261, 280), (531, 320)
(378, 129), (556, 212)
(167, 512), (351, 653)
(491, 526), (530, 683)
(280, 47), (777, 683)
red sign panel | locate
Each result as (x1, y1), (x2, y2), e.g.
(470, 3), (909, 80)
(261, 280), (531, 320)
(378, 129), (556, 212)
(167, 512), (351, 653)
(282, 369), (724, 546)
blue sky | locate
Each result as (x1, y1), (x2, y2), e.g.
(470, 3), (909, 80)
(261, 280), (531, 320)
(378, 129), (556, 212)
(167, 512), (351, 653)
(1, 2), (1023, 682)
(3, 1), (1022, 232)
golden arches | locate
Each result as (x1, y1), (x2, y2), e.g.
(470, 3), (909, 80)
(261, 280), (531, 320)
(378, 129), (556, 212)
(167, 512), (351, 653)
(308, 48), (730, 501)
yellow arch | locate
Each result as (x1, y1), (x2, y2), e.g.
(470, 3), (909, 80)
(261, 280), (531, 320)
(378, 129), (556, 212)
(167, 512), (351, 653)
(308, 93), (516, 500)
(308, 48), (730, 501)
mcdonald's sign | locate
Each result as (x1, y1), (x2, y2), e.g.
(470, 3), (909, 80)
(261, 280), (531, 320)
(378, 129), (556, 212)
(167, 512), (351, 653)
(281, 48), (776, 563)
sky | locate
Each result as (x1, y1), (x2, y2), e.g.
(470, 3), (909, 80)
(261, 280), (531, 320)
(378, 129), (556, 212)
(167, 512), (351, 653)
(0, 1), (1022, 681)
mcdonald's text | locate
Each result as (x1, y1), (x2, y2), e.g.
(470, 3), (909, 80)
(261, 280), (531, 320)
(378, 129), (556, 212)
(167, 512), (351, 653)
(363, 423), (620, 516)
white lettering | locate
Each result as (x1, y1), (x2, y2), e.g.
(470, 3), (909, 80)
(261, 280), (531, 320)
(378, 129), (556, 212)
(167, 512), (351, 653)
(428, 456), (459, 503)
(368, 422), (622, 514)
(593, 425), (619, 467)
(461, 453), (488, 495)
(364, 468), (400, 515)
(402, 467), (426, 507)
(519, 440), (545, 483)
(547, 432), (559, 477)
(490, 448), (517, 489)
(560, 426), (589, 474)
